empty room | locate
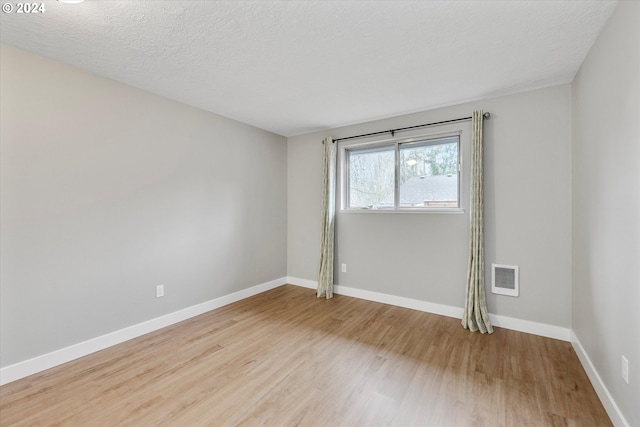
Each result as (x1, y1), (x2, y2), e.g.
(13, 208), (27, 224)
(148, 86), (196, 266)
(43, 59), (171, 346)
(0, 1), (638, 426)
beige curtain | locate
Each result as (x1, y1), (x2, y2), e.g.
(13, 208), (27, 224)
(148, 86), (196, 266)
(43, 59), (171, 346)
(318, 137), (336, 299)
(462, 111), (493, 333)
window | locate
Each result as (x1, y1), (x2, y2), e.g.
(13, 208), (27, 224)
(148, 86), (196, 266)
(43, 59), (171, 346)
(344, 135), (460, 211)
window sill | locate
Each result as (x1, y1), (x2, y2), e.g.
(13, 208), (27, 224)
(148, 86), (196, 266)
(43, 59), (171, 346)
(340, 208), (465, 215)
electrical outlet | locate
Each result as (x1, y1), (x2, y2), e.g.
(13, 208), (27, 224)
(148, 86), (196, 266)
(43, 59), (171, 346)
(156, 284), (165, 298)
(622, 355), (629, 384)
(341, 263), (347, 273)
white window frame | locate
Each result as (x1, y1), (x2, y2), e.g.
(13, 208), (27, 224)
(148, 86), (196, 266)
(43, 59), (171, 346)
(340, 131), (464, 213)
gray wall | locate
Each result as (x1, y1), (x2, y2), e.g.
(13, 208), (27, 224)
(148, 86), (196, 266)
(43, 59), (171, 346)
(0, 45), (287, 367)
(288, 85), (572, 328)
(571, 2), (640, 425)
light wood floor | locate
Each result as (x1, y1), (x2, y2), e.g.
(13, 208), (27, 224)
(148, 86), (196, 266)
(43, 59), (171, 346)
(0, 285), (611, 426)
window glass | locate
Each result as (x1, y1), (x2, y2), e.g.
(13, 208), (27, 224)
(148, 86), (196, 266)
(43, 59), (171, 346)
(347, 146), (394, 209)
(399, 138), (459, 208)
(344, 135), (460, 211)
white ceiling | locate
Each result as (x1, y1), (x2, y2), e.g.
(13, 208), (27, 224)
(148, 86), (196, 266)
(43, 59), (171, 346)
(1, 0), (617, 137)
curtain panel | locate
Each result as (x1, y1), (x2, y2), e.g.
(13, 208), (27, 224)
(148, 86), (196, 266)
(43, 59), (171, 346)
(318, 137), (336, 299)
(462, 111), (493, 334)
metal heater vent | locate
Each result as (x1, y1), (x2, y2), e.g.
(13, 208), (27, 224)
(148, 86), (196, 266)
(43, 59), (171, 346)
(491, 264), (519, 297)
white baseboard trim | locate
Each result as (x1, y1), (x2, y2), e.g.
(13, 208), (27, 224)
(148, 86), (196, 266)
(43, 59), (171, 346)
(286, 276), (317, 290)
(0, 276), (573, 387)
(334, 284), (465, 319)
(489, 313), (571, 341)
(571, 332), (629, 427)
(0, 277), (287, 386)
(286, 276), (570, 341)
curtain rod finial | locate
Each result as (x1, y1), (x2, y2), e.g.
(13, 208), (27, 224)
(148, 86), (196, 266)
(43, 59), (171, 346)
(483, 112), (491, 119)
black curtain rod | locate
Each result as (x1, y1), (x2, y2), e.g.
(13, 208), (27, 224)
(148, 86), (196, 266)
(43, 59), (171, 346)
(325, 112), (490, 143)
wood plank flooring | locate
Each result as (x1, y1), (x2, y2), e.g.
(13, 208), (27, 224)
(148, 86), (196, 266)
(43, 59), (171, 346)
(0, 285), (611, 426)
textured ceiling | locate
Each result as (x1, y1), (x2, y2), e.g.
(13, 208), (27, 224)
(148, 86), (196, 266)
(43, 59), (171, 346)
(1, 1), (617, 136)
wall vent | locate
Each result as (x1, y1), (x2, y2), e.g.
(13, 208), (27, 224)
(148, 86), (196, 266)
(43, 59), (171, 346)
(491, 264), (519, 297)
